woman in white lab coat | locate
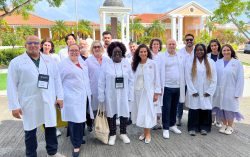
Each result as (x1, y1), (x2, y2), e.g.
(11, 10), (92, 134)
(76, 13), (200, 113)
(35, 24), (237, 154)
(131, 44), (161, 144)
(185, 43), (217, 136)
(213, 44), (244, 135)
(85, 40), (110, 132)
(59, 44), (93, 157)
(98, 41), (134, 146)
(149, 38), (163, 130)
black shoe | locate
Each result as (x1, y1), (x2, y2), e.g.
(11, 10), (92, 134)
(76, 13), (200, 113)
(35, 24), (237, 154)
(127, 119), (132, 125)
(72, 150), (80, 157)
(176, 118), (182, 126)
(200, 130), (207, 135)
(82, 139), (86, 144)
(87, 126), (93, 132)
(189, 130), (196, 136)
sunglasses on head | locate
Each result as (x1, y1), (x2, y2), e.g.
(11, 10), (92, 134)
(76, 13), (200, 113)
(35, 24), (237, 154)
(186, 39), (193, 42)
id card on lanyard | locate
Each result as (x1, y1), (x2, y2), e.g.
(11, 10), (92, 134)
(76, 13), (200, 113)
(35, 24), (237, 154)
(114, 62), (124, 89)
(37, 74), (49, 89)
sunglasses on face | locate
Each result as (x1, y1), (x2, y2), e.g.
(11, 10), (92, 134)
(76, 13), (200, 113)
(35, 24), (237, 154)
(186, 39), (193, 42)
(26, 42), (40, 45)
(93, 46), (101, 49)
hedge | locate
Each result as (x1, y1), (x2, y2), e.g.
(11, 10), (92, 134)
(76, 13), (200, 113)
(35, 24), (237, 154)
(0, 48), (25, 66)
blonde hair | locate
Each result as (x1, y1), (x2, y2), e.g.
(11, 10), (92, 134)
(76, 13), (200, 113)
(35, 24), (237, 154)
(90, 40), (104, 54)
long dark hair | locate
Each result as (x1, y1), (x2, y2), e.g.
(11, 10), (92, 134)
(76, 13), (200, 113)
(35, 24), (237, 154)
(132, 44), (152, 72)
(207, 39), (221, 54)
(40, 38), (55, 54)
(219, 44), (238, 59)
(192, 43), (212, 81)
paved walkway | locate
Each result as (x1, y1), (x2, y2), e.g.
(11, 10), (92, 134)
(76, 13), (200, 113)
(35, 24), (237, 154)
(0, 96), (250, 157)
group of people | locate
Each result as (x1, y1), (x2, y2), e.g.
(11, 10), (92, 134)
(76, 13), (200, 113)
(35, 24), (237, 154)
(7, 31), (244, 157)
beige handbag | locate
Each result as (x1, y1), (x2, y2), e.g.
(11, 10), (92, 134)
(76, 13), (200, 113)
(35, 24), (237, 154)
(94, 105), (110, 144)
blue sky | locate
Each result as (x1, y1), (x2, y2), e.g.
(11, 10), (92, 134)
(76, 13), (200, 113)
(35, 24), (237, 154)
(34, 0), (219, 22)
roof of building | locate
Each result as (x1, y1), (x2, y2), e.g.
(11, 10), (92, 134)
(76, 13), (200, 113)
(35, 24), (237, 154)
(133, 13), (164, 23)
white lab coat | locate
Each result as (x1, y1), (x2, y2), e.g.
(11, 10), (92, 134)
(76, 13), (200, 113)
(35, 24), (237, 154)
(58, 47), (68, 61)
(85, 55), (110, 111)
(132, 59), (161, 128)
(185, 58), (217, 110)
(98, 58), (134, 118)
(157, 52), (185, 103)
(213, 58), (244, 112)
(7, 52), (63, 131)
(59, 58), (94, 123)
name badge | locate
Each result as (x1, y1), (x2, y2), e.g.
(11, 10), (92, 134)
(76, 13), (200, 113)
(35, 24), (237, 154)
(115, 77), (124, 89)
(37, 74), (49, 89)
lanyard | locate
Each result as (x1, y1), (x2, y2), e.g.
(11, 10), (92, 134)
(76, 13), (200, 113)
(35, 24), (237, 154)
(113, 62), (123, 77)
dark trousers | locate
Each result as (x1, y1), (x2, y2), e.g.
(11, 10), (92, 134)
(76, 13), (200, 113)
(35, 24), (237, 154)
(68, 122), (84, 148)
(107, 114), (128, 136)
(176, 86), (187, 120)
(188, 109), (212, 132)
(162, 87), (180, 130)
(25, 127), (57, 157)
(86, 97), (93, 128)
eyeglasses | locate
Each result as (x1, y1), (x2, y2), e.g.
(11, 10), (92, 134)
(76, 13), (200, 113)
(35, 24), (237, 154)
(93, 46), (101, 49)
(26, 42), (40, 45)
(186, 39), (193, 42)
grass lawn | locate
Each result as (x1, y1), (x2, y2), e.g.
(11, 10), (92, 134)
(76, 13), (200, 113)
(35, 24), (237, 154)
(242, 62), (250, 66)
(0, 73), (7, 90)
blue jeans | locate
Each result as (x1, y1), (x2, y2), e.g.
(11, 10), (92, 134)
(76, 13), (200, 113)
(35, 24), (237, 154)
(25, 127), (58, 157)
(176, 85), (187, 120)
(68, 122), (84, 148)
(162, 87), (180, 130)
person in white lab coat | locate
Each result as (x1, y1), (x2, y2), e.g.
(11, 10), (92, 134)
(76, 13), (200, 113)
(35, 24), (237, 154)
(58, 33), (76, 61)
(59, 44), (93, 157)
(149, 38), (163, 130)
(131, 44), (161, 144)
(85, 40), (110, 132)
(98, 41), (134, 146)
(41, 38), (64, 137)
(102, 31), (112, 57)
(207, 39), (222, 128)
(126, 41), (138, 63)
(185, 43), (217, 136)
(213, 44), (244, 135)
(176, 34), (195, 126)
(157, 39), (185, 139)
(7, 35), (65, 157)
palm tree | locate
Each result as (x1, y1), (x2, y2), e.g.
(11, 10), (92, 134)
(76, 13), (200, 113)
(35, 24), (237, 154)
(205, 16), (217, 36)
(51, 20), (68, 40)
(147, 20), (166, 39)
(130, 19), (145, 42)
(75, 20), (93, 39)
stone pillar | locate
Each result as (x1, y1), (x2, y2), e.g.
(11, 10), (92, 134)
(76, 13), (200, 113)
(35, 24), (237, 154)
(111, 17), (118, 39)
(49, 28), (52, 39)
(200, 15), (206, 31)
(38, 28), (41, 40)
(92, 28), (96, 40)
(178, 15), (184, 44)
(171, 15), (177, 41)
(121, 14), (125, 42)
(100, 12), (106, 40)
(126, 13), (130, 42)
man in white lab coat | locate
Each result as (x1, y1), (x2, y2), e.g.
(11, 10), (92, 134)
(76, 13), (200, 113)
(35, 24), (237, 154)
(7, 35), (65, 157)
(157, 39), (185, 139)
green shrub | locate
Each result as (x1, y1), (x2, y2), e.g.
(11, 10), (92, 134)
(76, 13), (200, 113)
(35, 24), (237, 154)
(0, 48), (25, 66)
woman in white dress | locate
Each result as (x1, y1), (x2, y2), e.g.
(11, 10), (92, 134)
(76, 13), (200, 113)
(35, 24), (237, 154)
(185, 43), (217, 136)
(98, 41), (134, 146)
(131, 44), (161, 144)
(213, 44), (244, 135)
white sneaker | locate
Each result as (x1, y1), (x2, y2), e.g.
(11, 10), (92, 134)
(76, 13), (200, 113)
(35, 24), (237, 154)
(56, 129), (62, 137)
(169, 125), (182, 134)
(219, 125), (227, 134)
(215, 122), (222, 128)
(225, 126), (234, 135)
(108, 135), (116, 146)
(47, 153), (66, 157)
(139, 134), (145, 141)
(120, 134), (130, 144)
(163, 130), (169, 139)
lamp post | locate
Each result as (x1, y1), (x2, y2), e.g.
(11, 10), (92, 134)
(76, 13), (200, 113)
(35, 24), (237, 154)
(131, 0), (134, 41)
(75, 0), (79, 42)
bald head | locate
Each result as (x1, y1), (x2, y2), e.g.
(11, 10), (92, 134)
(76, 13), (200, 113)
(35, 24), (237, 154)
(25, 35), (40, 57)
(166, 39), (176, 54)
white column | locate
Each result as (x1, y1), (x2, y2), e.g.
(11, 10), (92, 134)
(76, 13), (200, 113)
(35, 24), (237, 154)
(121, 14), (125, 42)
(171, 15), (177, 41)
(103, 12), (106, 33)
(38, 28), (41, 39)
(178, 15), (183, 44)
(92, 28), (96, 40)
(12, 26), (16, 33)
(200, 15), (206, 30)
(126, 13), (130, 42)
(49, 28), (52, 39)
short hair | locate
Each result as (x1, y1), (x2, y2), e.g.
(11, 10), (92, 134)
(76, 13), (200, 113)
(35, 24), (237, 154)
(129, 41), (137, 45)
(102, 31), (112, 37)
(149, 38), (162, 51)
(185, 34), (194, 39)
(107, 41), (126, 58)
(219, 44), (238, 59)
(207, 39), (221, 54)
(65, 33), (76, 43)
(68, 43), (80, 51)
(40, 38), (55, 54)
